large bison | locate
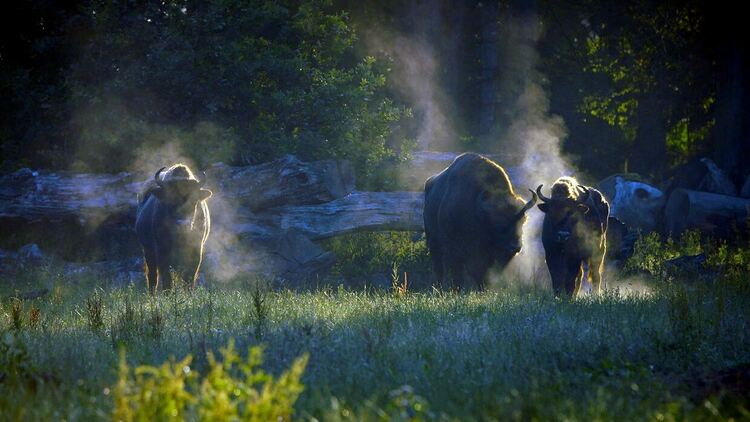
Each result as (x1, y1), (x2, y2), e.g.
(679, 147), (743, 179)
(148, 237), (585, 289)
(424, 153), (537, 289)
(537, 177), (609, 296)
(135, 164), (212, 293)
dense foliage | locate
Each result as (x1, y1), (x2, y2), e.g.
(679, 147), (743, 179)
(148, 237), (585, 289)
(325, 231), (430, 280)
(1, 0), (411, 187)
(3, 0), (747, 184)
(538, 0), (729, 178)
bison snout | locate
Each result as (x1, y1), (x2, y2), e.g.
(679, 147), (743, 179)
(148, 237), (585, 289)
(555, 230), (571, 243)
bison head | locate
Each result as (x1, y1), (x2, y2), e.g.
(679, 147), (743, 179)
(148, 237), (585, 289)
(152, 166), (213, 227)
(477, 188), (538, 265)
(536, 183), (590, 243)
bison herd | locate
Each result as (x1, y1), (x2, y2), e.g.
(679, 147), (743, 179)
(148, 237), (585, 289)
(137, 153), (609, 297)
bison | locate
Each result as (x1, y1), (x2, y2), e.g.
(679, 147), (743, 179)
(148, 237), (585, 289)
(424, 153), (537, 289)
(537, 177), (609, 297)
(135, 164), (212, 293)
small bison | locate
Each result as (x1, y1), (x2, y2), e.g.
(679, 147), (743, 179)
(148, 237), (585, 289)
(424, 153), (537, 289)
(135, 164), (212, 293)
(537, 177), (609, 296)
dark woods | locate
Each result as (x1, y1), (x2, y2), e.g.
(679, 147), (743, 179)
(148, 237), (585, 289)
(2, 0), (748, 186)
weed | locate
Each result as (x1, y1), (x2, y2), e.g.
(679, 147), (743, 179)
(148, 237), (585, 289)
(52, 286), (64, 305)
(111, 290), (139, 347)
(251, 285), (268, 341)
(10, 298), (23, 331)
(391, 262), (409, 297)
(28, 307), (41, 329)
(148, 303), (164, 342)
(86, 290), (105, 333)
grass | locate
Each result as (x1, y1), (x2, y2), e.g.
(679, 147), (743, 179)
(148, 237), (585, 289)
(1, 269), (749, 420)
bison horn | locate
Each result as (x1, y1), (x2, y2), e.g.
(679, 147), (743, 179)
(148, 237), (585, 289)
(519, 189), (538, 215)
(197, 171), (207, 187)
(154, 167), (167, 187)
(536, 184), (552, 203)
(577, 185), (590, 201)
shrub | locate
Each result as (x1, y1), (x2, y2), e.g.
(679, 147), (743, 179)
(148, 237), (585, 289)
(113, 340), (308, 421)
(624, 230), (702, 276)
(325, 231), (430, 279)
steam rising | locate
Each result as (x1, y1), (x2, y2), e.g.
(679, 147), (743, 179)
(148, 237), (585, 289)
(496, 12), (576, 290)
(131, 141), (254, 283)
(365, 8), (582, 290)
(363, 29), (456, 150)
(67, 5), (599, 290)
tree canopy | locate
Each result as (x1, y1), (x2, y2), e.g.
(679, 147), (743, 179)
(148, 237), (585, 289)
(1, 0), (747, 186)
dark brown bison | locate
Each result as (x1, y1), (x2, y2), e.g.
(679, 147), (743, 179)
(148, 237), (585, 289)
(424, 153), (537, 289)
(135, 164), (212, 293)
(537, 177), (609, 296)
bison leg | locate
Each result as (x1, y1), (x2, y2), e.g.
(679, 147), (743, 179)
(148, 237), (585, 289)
(143, 250), (158, 295)
(467, 255), (491, 290)
(158, 262), (173, 291)
(183, 253), (203, 289)
(445, 255), (466, 291)
(564, 260), (582, 297)
(591, 250), (605, 295)
(429, 245), (445, 288)
(545, 252), (567, 297)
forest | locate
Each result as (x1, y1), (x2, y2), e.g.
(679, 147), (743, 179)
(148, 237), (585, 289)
(1, 0), (749, 420)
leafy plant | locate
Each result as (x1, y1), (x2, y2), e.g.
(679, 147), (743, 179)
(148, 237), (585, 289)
(113, 349), (196, 421)
(624, 230), (702, 277)
(326, 231), (430, 279)
(113, 340), (308, 421)
(0, 333), (41, 386)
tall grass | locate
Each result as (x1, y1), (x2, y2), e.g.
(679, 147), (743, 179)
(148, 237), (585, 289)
(1, 272), (748, 420)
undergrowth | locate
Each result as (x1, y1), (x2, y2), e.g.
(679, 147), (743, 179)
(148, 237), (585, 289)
(1, 234), (749, 420)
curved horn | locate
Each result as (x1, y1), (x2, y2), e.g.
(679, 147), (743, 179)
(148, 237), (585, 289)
(154, 167), (167, 187)
(536, 184), (552, 203)
(196, 171), (207, 187)
(577, 185), (590, 202)
(518, 189), (538, 215)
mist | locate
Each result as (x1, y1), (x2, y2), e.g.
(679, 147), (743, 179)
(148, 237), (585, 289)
(362, 6), (575, 288)
(363, 28), (457, 150)
(494, 11), (575, 289)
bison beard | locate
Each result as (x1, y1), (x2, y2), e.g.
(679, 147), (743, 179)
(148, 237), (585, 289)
(135, 164), (212, 294)
(424, 153), (537, 290)
(537, 178), (609, 297)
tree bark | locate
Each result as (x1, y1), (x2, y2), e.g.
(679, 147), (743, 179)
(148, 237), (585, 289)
(207, 155), (355, 211)
(230, 192), (425, 240)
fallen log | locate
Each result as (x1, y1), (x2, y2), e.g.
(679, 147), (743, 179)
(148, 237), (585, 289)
(698, 158), (737, 196)
(0, 168), (144, 223)
(230, 191), (425, 240)
(0, 155), (355, 224)
(597, 174), (665, 232)
(207, 155), (354, 211)
(665, 189), (750, 236)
